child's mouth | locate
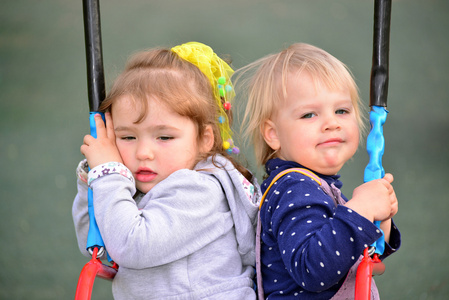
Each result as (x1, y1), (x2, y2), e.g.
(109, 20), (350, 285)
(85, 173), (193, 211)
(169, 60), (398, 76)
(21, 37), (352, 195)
(135, 168), (157, 182)
(318, 138), (343, 147)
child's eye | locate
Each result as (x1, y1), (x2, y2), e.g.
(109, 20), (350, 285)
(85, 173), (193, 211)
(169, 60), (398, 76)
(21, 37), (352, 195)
(336, 109), (350, 115)
(120, 136), (136, 141)
(158, 136), (174, 141)
(301, 112), (316, 119)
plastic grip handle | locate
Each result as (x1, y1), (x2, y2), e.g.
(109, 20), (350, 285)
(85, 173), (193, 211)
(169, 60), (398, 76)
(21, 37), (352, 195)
(86, 112), (105, 251)
(364, 105), (388, 255)
(364, 106), (387, 182)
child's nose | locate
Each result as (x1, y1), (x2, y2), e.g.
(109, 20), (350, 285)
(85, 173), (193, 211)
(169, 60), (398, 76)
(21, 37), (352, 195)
(323, 115), (341, 131)
(136, 140), (154, 160)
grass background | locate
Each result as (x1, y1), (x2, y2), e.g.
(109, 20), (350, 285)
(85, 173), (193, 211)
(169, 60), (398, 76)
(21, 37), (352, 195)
(1, 0), (448, 299)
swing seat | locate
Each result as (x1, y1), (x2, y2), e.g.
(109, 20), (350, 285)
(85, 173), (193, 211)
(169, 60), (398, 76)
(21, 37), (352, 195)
(75, 248), (118, 300)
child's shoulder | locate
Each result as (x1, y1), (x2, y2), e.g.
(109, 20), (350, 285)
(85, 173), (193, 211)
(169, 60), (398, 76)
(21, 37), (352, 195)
(195, 154), (245, 179)
(262, 167), (322, 192)
(260, 168), (324, 212)
(264, 159), (321, 186)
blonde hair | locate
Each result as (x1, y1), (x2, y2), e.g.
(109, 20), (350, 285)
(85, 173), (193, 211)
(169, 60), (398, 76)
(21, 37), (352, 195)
(100, 47), (251, 179)
(237, 43), (365, 166)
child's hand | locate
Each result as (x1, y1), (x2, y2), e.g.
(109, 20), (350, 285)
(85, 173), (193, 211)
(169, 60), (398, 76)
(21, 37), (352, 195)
(80, 112), (123, 169)
(345, 173), (398, 223)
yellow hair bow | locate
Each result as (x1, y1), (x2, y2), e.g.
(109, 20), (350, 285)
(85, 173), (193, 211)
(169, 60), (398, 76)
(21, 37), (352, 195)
(171, 42), (238, 154)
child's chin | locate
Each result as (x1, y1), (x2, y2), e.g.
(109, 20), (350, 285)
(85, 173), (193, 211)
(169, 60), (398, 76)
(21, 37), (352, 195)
(137, 184), (155, 194)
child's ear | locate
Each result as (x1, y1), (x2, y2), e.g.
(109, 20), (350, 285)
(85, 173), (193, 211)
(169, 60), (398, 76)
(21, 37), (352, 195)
(262, 119), (281, 151)
(201, 125), (215, 153)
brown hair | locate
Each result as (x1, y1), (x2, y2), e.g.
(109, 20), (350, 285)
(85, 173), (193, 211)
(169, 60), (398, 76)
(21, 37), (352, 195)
(99, 47), (252, 180)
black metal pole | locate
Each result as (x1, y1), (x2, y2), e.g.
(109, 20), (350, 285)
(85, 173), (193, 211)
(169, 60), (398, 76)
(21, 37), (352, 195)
(370, 0), (392, 108)
(83, 0), (105, 112)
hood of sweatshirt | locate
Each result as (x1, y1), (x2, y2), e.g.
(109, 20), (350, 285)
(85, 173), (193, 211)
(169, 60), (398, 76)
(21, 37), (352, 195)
(195, 155), (261, 266)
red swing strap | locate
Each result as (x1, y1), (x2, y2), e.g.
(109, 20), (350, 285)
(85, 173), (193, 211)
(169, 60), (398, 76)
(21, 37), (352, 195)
(75, 248), (118, 300)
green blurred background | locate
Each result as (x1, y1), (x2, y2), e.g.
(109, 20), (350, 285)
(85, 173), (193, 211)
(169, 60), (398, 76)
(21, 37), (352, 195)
(1, 0), (448, 299)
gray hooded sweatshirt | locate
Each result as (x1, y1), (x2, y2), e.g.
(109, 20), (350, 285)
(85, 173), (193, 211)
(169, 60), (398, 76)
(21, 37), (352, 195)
(73, 155), (260, 299)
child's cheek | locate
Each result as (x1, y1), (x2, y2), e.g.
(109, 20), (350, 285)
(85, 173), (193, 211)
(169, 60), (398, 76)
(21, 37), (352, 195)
(116, 143), (133, 166)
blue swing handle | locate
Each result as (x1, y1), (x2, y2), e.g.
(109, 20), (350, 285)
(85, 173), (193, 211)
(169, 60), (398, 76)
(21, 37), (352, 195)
(364, 106), (388, 255)
(86, 112), (106, 252)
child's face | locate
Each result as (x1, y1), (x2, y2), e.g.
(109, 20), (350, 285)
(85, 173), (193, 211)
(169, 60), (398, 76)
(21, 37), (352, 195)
(266, 71), (359, 175)
(112, 96), (202, 193)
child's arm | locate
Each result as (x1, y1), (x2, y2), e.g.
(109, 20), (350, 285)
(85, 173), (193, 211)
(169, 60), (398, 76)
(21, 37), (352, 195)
(380, 219), (401, 259)
(380, 219), (392, 243)
(72, 164), (91, 257)
(88, 168), (231, 269)
(72, 160), (106, 260)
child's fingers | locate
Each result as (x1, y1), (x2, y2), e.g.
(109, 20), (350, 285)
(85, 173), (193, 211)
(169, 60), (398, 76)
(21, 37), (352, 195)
(391, 201), (398, 216)
(390, 189), (398, 206)
(388, 180), (398, 217)
(82, 134), (94, 146)
(380, 173), (395, 195)
(94, 113), (107, 138)
(383, 173), (394, 183)
(104, 112), (115, 139)
(390, 196), (398, 217)
(80, 134), (93, 156)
